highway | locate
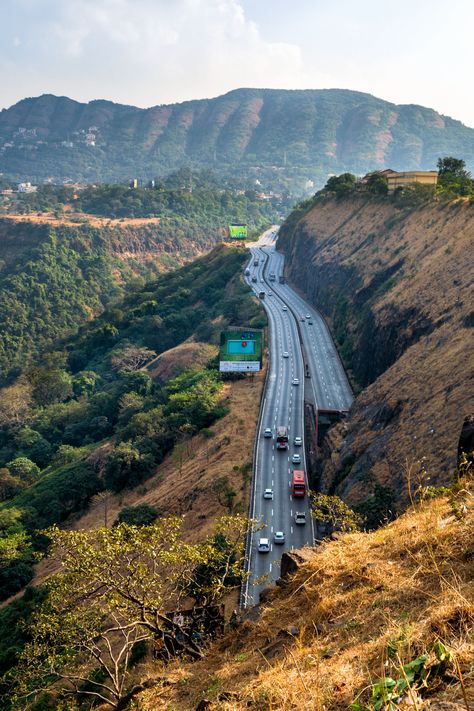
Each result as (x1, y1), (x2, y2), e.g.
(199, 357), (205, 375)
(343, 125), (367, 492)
(242, 228), (353, 607)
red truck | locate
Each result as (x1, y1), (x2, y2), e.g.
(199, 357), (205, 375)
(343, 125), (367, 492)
(291, 470), (306, 497)
(276, 426), (289, 450)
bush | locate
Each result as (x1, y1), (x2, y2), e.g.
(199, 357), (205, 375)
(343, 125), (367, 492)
(6, 457), (40, 483)
(114, 504), (159, 526)
(105, 443), (155, 492)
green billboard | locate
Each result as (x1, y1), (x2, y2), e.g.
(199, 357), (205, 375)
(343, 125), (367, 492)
(228, 224), (248, 240)
(219, 328), (263, 373)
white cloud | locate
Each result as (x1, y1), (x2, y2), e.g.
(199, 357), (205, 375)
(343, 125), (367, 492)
(0, 0), (309, 107)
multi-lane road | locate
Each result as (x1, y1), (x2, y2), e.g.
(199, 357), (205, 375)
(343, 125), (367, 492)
(242, 228), (353, 606)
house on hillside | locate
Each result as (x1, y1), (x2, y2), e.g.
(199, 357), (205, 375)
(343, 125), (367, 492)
(361, 168), (438, 192)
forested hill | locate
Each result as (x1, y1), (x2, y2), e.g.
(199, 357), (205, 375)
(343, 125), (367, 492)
(2, 88), (474, 184)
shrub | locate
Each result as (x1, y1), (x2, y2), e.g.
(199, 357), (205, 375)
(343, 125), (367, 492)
(114, 504), (159, 526)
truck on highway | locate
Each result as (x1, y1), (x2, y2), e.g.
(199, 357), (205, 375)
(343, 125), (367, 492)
(269, 273), (276, 281)
(276, 426), (289, 450)
(291, 470), (306, 497)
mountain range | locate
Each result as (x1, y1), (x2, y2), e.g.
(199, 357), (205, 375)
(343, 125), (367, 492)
(1, 88), (474, 186)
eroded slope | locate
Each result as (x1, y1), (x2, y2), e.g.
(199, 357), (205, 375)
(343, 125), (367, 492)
(278, 196), (474, 508)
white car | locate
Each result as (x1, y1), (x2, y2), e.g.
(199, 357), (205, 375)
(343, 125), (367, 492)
(282, 305), (288, 311)
(294, 436), (302, 446)
(292, 453), (301, 464)
(258, 537), (270, 553)
(263, 488), (274, 500)
(263, 427), (273, 438)
(295, 512), (306, 525)
(282, 351), (289, 358)
(305, 314), (311, 319)
(292, 378), (300, 385)
(274, 531), (285, 545)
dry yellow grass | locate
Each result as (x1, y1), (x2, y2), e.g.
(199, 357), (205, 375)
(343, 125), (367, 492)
(0, 212), (161, 228)
(139, 488), (474, 710)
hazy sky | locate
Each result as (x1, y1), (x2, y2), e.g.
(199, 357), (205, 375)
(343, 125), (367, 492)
(1, 0), (473, 127)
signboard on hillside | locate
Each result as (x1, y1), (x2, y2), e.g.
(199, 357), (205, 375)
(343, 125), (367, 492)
(228, 224), (248, 240)
(219, 328), (263, 372)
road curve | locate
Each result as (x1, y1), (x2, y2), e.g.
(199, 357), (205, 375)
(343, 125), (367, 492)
(242, 228), (353, 607)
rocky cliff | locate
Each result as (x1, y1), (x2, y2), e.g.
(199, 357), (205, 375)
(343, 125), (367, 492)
(278, 195), (474, 511)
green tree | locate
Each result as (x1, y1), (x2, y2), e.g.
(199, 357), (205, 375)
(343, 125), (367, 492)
(437, 156), (474, 196)
(6, 457), (40, 483)
(366, 172), (388, 195)
(11, 516), (249, 708)
(104, 443), (154, 492)
(311, 493), (362, 534)
(28, 367), (73, 406)
(0, 509), (31, 569)
(325, 172), (357, 197)
(114, 504), (159, 527)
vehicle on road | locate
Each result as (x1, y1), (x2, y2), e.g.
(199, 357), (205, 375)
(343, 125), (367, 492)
(305, 314), (311, 319)
(251, 276), (257, 283)
(269, 273), (276, 281)
(258, 291), (265, 299)
(258, 538), (270, 553)
(292, 470), (306, 497)
(274, 531), (285, 544)
(292, 453), (301, 464)
(279, 275), (285, 284)
(267, 291), (272, 296)
(263, 488), (274, 500)
(253, 259), (259, 266)
(263, 427), (273, 438)
(294, 436), (302, 446)
(282, 351), (289, 358)
(292, 378), (300, 385)
(245, 268), (250, 276)
(282, 305), (288, 311)
(294, 511), (306, 525)
(308, 320), (313, 325)
(276, 426), (289, 450)
(301, 317), (305, 322)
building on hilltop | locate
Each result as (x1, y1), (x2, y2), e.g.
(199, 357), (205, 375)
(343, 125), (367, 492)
(386, 170), (438, 192)
(361, 168), (438, 192)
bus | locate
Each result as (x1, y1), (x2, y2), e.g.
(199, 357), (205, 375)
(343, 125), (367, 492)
(276, 425), (289, 450)
(292, 470), (306, 497)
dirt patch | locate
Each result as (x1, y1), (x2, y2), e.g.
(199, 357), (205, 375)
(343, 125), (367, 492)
(1, 212), (161, 228)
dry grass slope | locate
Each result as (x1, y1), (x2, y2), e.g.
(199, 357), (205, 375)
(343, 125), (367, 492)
(139, 486), (474, 710)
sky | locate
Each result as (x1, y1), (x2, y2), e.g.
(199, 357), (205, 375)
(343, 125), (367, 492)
(1, 0), (473, 127)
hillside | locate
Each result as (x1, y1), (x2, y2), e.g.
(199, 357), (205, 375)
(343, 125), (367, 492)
(140, 476), (474, 709)
(1, 89), (474, 185)
(0, 244), (266, 605)
(0, 217), (218, 382)
(278, 194), (474, 513)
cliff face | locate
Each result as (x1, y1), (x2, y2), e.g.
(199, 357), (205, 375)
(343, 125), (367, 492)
(278, 196), (474, 508)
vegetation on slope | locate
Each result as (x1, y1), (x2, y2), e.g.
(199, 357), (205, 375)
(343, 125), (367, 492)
(2, 89), (474, 185)
(4, 169), (289, 225)
(138, 460), (474, 710)
(277, 161), (474, 513)
(0, 172), (276, 381)
(0, 244), (264, 603)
